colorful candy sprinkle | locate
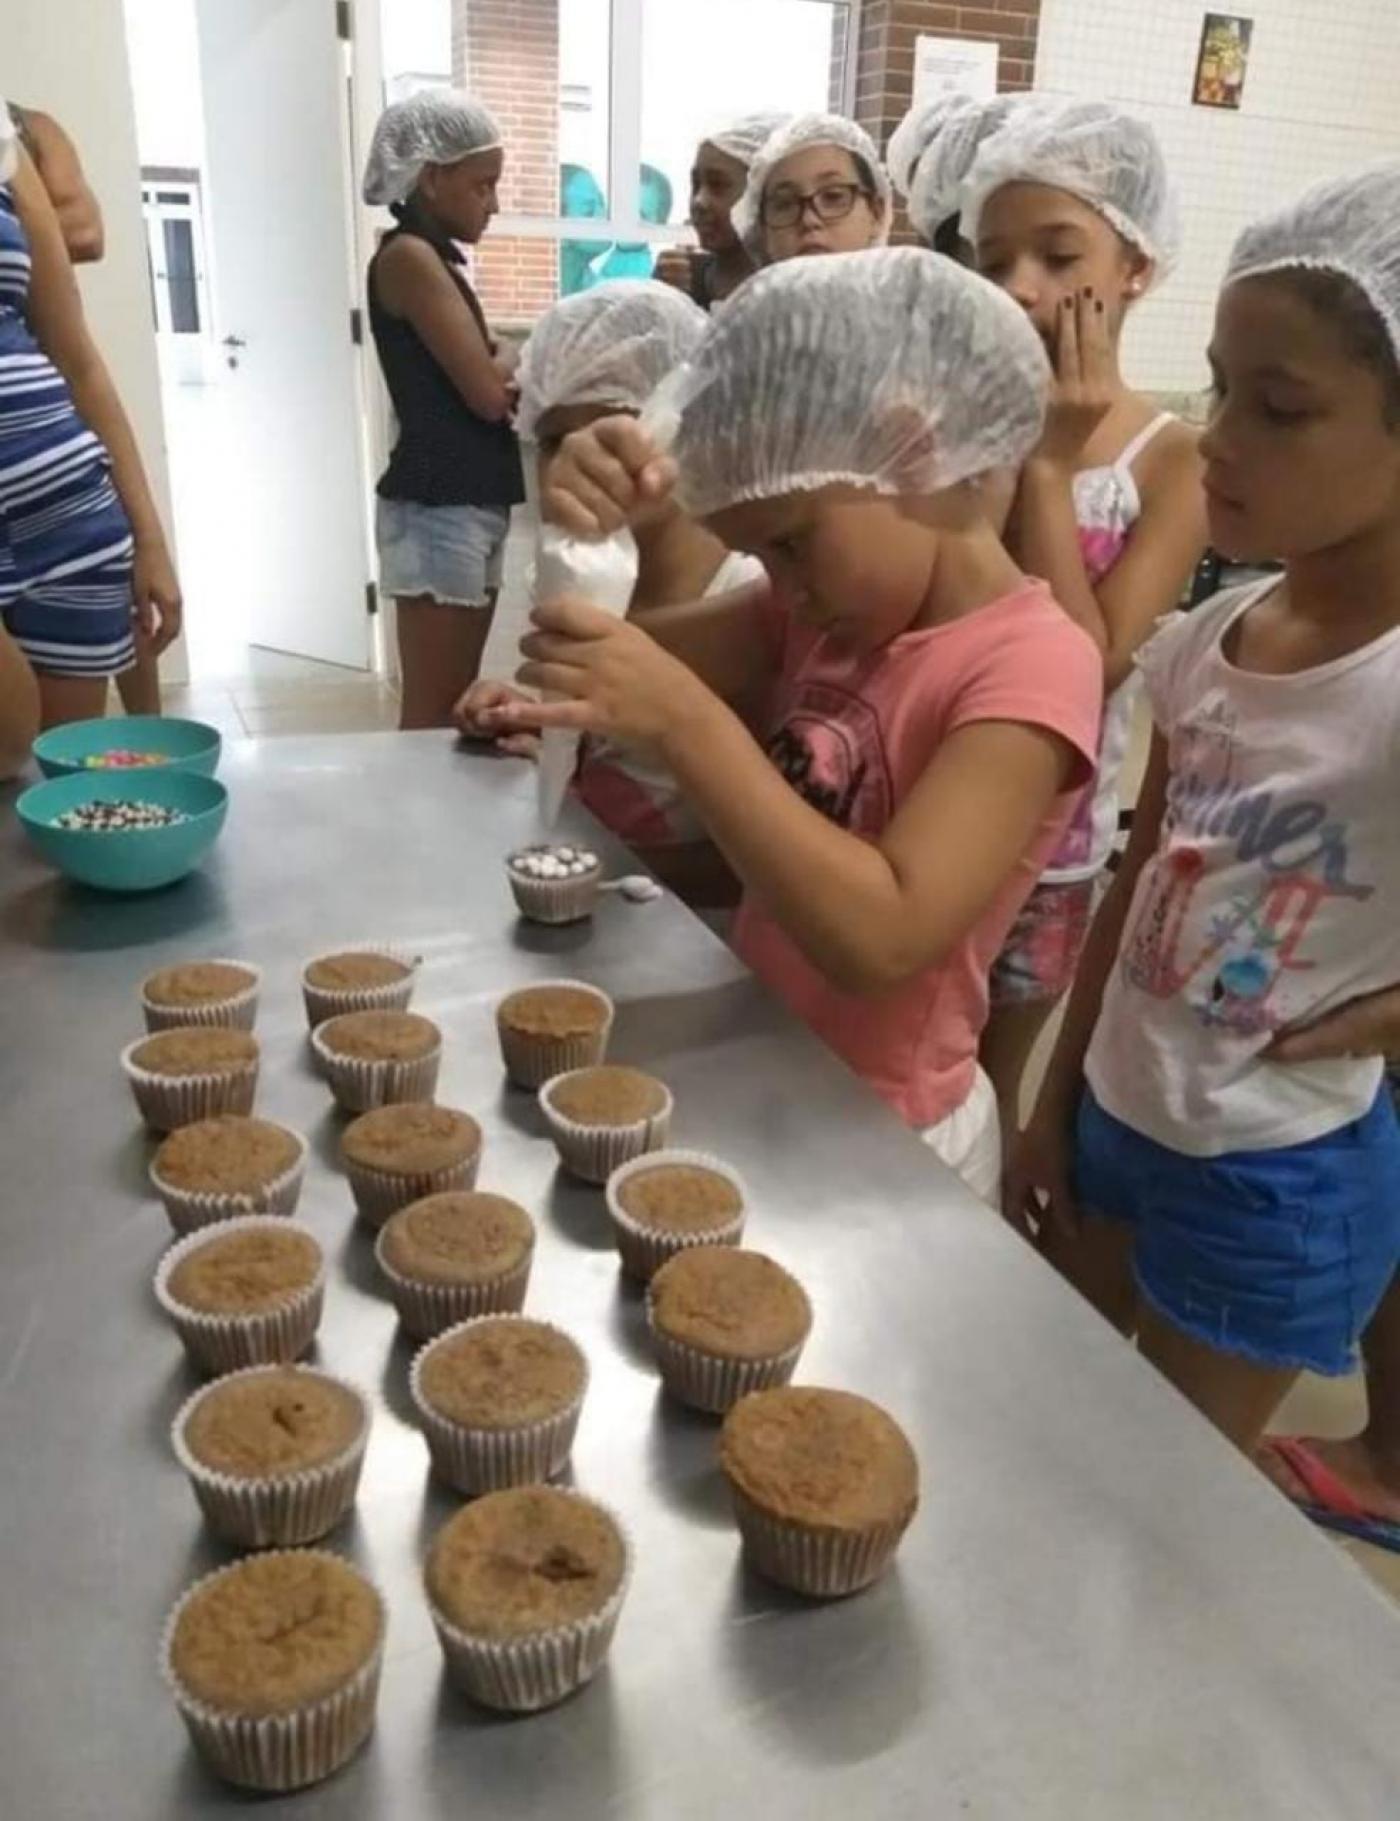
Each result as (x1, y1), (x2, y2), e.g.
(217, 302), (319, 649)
(81, 748), (170, 769)
(52, 799), (189, 831)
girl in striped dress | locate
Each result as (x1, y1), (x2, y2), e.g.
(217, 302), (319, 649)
(0, 117), (180, 727)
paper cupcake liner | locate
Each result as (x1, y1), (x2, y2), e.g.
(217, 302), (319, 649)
(729, 1486), (912, 1598)
(150, 1129), (309, 1236)
(427, 1497), (633, 1712)
(300, 945), (419, 1028)
(309, 1024), (442, 1114)
(645, 1319), (806, 1415)
(408, 1316), (588, 1495)
(160, 1551), (384, 1792)
(374, 1228), (533, 1340)
(345, 1146), (481, 1229)
(496, 979), (615, 1090)
(538, 1073), (673, 1185)
(142, 961), (262, 1034)
(154, 1217), (326, 1377)
(121, 1039), (259, 1135)
(605, 1149), (748, 1282)
(507, 867), (603, 926)
(171, 1366), (370, 1548)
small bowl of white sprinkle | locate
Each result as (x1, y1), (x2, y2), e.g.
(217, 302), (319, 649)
(16, 769), (228, 892)
(506, 841), (604, 925)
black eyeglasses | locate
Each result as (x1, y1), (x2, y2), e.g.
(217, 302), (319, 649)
(761, 181), (870, 231)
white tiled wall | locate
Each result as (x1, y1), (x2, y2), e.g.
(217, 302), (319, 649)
(1034, 0), (1400, 393)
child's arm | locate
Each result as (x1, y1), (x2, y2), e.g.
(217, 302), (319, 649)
(629, 577), (776, 706)
(503, 599), (1091, 994)
(0, 623), (40, 775)
(1266, 988), (1400, 1064)
(1011, 293), (1207, 689)
(372, 236), (513, 422)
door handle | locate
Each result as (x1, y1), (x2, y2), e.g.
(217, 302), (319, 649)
(221, 334), (247, 348)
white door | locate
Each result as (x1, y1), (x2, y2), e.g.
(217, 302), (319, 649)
(194, 0), (373, 670)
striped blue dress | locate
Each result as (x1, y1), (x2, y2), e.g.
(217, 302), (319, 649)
(0, 182), (135, 677)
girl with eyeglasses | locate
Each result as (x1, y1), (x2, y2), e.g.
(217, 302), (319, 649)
(732, 114), (891, 268)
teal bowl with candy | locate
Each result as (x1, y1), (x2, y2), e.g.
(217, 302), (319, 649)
(16, 769), (228, 891)
(31, 713), (221, 781)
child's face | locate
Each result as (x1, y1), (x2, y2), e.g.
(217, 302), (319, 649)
(418, 147), (504, 245)
(690, 142), (748, 253)
(975, 182), (1148, 348)
(761, 144), (885, 264)
(1201, 278), (1400, 562)
(706, 488), (934, 654)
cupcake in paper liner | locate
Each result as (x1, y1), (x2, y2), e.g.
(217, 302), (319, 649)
(300, 945), (419, 1027)
(506, 842), (604, 926)
(142, 960), (262, 1034)
(155, 1216), (326, 1377)
(645, 1247), (812, 1414)
(424, 1487), (631, 1712)
(719, 1387), (919, 1599)
(160, 1549), (385, 1791)
(310, 1010), (442, 1113)
(538, 1065), (673, 1184)
(495, 980), (614, 1090)
(171, 1365), (371, 1548)
(122, 1028), (260, 1133)
(150, 1116), (309, 1235)
(340, 1102), (481, 1227)
(409, 1313), (587, 1495)
(374, 1190), (535, 1340)
(605, 1148), (747, 1281)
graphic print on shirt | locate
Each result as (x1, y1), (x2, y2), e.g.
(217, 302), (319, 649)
(766, 679), (894, 837)
(1122, 694), (1373, 1036)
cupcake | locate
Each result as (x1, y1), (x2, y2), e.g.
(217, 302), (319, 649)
(409, 1314), (587, 1495)
(301, 947), (417, 1027)
(339, 1102), (481, 1226)
(646, 1248), (812, 1413)
(538, 1066), (672, 1184)
(375, 1190), (535, 1339)
(150, 1115), (308, 1234)
(719, 1387), (919, 1598)
(142, 960), (261, 1033)
(155, 1216), (326, 1376)
(122, 1028), (260, 1133)
(172, 1365), (370, 1547)
(311, 1010), (442, 1113)
(161, 1549), (384, 1791)
(495, 981), (613, 1090)
(506, 843), (603, 925)
(605, 1149), (746, 1281)
(424, 1487), (630, 1712)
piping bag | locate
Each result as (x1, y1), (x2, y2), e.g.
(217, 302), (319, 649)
(531, 384), (685, 827)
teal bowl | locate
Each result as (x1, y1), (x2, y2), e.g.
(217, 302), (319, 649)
(16, 769), (229, 891)
(32, 713), (222, 780)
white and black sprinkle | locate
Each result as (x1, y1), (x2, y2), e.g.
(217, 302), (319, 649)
(509, 842), (601, 881)
(52, 799), (189, 832)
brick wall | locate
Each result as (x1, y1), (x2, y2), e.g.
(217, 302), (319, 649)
(853, 0), (1043, 158)
(453, 0), (560, 325)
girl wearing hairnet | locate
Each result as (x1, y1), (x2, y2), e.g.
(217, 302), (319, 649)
(456, 279), (764, 908)
(1010, 162), (1400, 1487)
(733, 113), (891, 268)
(363, 90), (525, 728)
(959, 100), (1208, 1147)
(886, 91), (1029, 263)
(486, 249), (1103, 1202)
(655, 112), (790, 310)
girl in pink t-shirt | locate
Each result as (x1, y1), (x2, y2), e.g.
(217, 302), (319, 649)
(486, 248), (1102, 1202)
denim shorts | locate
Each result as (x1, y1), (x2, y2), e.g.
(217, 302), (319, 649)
(1074, 1088), (1400, 1376)
(375, 498), (510, 606)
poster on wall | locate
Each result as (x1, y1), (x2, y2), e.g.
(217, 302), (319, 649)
(912, 36), (999, 108)
(1192, 13), (1253, 109)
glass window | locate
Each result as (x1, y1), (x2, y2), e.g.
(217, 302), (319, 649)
(162, 217), (201, 334)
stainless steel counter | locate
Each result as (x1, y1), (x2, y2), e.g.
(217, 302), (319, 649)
(1, 732), (1397, 1821)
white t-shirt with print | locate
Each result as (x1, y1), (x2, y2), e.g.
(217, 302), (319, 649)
(1085, 578), (1400, 1158)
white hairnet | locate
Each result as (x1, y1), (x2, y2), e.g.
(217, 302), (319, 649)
(960, 99), (1180, 277)
(732, 113), (893, 261)
(516, 279), (709, 442)
(660, 246), (1049, 518)
(363, 89), (502, 206)
(1224, 161), (1400, 366)
(0, 103), (15, 185)
(704, 111), (791, 170)
(892, 93), (1031, 241)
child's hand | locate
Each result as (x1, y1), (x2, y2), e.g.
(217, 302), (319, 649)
(453, 679), (539, 759)
(498, 596), (708, 749)
(1033, 286), (1116, 469)
(653, 247), (696, 292)
(1265, 985), (1400, 1064)
(1003, 1099), (1081, 1244)
(541, 418), (679, 537)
